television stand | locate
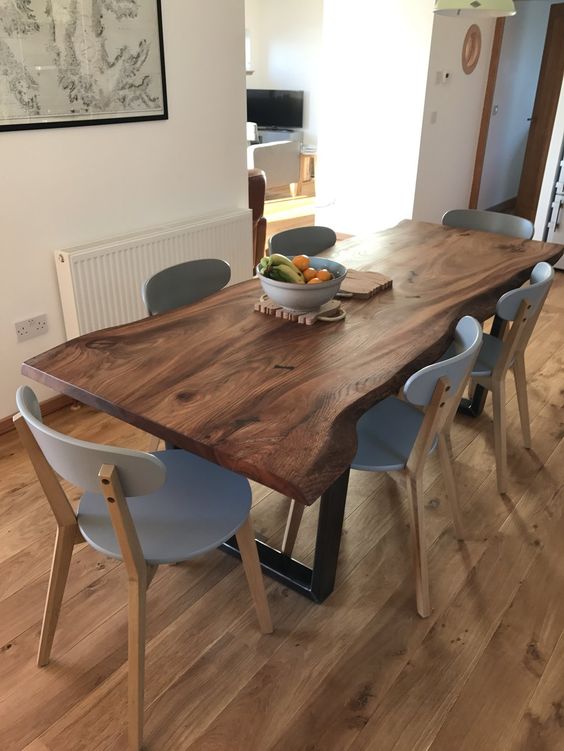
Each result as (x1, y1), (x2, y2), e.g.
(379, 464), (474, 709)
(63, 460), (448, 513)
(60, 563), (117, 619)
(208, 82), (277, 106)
(258, 127), (303, 144)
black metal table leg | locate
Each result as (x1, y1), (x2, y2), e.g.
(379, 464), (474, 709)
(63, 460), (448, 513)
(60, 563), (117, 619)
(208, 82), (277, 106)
(310, 468), (350, 601)
(458, 315), (508, 417)
(220, 468), (351, 603)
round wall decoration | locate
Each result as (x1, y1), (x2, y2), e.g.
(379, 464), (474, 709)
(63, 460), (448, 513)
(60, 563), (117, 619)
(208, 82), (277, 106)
(462, 24), (482, 74)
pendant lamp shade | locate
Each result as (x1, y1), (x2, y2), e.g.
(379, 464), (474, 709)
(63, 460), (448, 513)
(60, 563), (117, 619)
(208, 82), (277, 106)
(434, 0), (516, 16)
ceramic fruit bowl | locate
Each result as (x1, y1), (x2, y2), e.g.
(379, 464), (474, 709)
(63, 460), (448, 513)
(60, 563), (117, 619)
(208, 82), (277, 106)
(257, 256), (347, 313)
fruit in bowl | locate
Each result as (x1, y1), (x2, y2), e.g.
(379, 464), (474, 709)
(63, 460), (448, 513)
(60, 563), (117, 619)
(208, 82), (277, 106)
(257, 253), (347, 313)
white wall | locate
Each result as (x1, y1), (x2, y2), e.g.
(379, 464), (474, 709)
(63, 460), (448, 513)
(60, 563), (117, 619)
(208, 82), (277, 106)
(0, 0), (248, 419)
(413, 15), (495, 224)
(316, 0), (435, 235)
(244, 0), (323, 144)
(479, 0), (553, 210)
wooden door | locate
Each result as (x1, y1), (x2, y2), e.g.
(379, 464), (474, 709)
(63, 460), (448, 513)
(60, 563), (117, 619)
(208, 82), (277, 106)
(515, 3), (564, 222)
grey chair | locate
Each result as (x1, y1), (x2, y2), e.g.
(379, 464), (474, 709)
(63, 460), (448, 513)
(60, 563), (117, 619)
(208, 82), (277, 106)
(268, 226), (337, 256)
(142, 258), (231, 451)
(282, 316), (482, 618)
(468, 261), (554, 494)
(14, 385), (272, 751)
(142, 258), (231, 315)
(441, 209), (534, 240)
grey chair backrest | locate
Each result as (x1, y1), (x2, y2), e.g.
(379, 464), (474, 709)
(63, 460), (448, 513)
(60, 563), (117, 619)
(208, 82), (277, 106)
(404, 316), (482, 407)
(142, 259), (231, 315)
(496, 261), (554, 321)
(442, 209), (534, 240)
(268, 226), (337, 256)
(16, 386), (165, 496)
(491, 262), (555, 370)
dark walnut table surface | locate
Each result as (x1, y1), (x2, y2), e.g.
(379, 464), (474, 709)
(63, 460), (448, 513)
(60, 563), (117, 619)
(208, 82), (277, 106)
(23, 220), (563, 506)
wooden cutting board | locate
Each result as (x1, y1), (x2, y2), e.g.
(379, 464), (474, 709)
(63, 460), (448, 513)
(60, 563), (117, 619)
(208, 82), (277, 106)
(338, 269), (393, 298)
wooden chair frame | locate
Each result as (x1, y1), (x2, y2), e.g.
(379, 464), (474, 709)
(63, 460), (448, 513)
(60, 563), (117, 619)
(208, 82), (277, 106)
(471, 297), (539, 494)
(15, 411), (272, 751)
(13, 413), (85, 668)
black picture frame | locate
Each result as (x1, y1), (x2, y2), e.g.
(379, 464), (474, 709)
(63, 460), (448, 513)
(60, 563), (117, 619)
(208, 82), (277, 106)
(0, 0), (168, 133)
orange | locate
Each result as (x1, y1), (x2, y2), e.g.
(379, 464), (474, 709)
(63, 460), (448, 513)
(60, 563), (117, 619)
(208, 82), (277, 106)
(292, 255), (310, 271)
(315, 269), (333, 282)
(307, 277), (323, 284)
(303, 267), (318, 282)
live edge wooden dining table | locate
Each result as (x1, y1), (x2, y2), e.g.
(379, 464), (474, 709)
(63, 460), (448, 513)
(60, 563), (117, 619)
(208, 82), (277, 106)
(22, 220), (563, 603)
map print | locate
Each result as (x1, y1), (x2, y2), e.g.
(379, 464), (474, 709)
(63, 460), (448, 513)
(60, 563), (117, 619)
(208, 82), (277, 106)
(0, 0), (165, 127)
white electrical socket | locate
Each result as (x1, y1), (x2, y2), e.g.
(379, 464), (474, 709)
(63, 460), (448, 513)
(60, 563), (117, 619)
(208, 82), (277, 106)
(15, 314), (48, 342)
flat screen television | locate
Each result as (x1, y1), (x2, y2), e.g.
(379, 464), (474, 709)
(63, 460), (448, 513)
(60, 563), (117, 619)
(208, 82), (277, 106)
(246, 89), (304, 129)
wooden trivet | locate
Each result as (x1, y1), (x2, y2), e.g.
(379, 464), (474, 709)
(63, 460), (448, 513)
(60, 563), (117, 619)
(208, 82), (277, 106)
(254, 296), (346, 325)
(337, 269), (393, 298)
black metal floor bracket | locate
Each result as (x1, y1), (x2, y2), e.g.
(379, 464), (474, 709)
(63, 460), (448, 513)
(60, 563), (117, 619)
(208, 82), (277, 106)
(220, 537), (317, 599)
(220, 468), (351, 603)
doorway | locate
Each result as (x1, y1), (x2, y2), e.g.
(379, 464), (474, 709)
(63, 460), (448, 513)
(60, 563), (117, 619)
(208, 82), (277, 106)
(472, 1), (564, 220)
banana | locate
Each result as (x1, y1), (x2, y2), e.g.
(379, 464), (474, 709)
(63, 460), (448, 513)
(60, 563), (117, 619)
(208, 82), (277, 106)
(269, 266), (286, 282)
(269, 253), (296, 269)
(261, 253), (305, 283)
(275, 263), (305, 284)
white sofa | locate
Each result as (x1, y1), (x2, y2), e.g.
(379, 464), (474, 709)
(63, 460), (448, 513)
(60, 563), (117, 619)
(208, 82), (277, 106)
(247, 139), (301, 196)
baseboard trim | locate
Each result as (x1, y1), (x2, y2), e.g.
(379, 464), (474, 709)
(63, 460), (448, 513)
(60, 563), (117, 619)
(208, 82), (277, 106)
(0, 394), (74, 437)
(485, 197), (517, 214)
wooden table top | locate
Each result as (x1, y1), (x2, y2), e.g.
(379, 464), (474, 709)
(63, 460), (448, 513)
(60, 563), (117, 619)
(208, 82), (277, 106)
(23, 220), (563, 505)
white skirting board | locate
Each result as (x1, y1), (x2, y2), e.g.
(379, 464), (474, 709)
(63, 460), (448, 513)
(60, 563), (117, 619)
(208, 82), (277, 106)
(55, 209), (253, 339)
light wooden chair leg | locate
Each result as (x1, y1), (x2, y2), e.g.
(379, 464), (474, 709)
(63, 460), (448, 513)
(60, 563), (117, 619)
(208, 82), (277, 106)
(406, 474), (431, 618)
(281, 499), (305, 557)
(235, 517), (273, 634)
(437, 434), (464, 540)
(98, 465), (149, 751)
(127, 575), (147, 751)
(37, 524), (77, 667)
(513, 355), (531, 449)
(492, 381), (508, 494)
(147, 434), (161, 453)
(289, 182), (298, 198)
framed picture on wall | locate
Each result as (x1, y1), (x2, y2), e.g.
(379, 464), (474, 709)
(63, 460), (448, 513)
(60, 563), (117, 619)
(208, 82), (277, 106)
(0, 0), (167, 132)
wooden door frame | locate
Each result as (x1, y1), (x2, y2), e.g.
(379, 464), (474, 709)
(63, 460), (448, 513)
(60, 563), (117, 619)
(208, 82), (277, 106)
(469, 18), (506, 210)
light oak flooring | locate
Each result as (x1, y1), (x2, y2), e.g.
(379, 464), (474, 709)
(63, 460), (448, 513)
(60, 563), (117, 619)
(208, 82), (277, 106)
(1, 274), (564, 751)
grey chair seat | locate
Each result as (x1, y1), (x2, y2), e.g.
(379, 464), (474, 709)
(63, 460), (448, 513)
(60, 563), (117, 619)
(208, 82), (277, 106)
(78, 450), (251, 565)
(471, 333), (509, 377)
(352, 396), (437, 472)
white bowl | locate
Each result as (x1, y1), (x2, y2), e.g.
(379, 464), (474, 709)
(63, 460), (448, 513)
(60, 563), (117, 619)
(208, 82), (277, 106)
(257, 256), (347, 313)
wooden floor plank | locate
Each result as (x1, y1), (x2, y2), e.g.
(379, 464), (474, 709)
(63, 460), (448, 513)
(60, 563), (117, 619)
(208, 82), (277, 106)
(429, 468), (564, 750)
(347, 436), (564, 751)
(508, 628), (564, 750)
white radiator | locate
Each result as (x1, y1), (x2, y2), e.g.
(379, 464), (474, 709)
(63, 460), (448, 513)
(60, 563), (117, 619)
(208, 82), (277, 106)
(55, 209), (252, 339)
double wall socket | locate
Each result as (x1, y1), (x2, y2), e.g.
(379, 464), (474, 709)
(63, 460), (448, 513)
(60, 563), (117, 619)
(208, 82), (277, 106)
(15, 314), (48, 342)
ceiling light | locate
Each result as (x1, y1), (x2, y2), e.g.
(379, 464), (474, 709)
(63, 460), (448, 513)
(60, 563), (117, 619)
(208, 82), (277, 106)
(433, 0), (516, 17)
